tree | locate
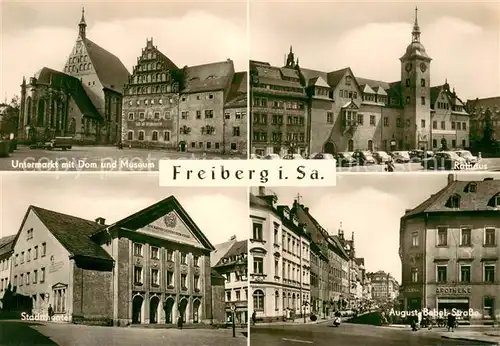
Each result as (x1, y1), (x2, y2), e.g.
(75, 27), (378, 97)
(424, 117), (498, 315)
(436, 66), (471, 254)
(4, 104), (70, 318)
(0, 96), (20, 136)
(481, 109), (495, 150)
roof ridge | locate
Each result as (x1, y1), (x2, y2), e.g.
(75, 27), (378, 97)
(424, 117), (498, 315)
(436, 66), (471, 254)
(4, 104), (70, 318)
(31, 205), (99, 225)
(405, 182), (455, 216)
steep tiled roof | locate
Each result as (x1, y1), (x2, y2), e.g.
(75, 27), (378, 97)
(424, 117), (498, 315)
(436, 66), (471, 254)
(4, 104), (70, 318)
(29, 206), (112, 261)
(355, 77), (391, 91)
(182, 60), (234, 94)
(224, 71), (247, 108)
(404, 178), (500, 218)
(104, 195), (215, 251)
(0, 235), (15, 257)
(329, 235), (350, 260)
(326, 68), (349, 88)
(466, 97), (500, 119)
(84, 38), (130, 93)
(215, 240), (247, 267)
(211, 239), (237, 266)
(33, 67), (101, 120)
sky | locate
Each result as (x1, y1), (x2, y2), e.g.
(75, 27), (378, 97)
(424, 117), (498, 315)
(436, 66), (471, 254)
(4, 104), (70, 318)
(250, 1), (500, 101)
(258, 173), (500, 283)
(0, 0), (247, 101)
(0, 172), (248, 246)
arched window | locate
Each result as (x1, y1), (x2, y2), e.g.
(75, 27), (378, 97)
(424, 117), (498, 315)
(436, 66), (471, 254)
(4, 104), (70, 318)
(292, 293), (296, 309)
(368, 140), (373, 151)
(156, 73), (160, 81)
(26, 96), (32, 125)
(138, 131), (145, 141)
(37, 99), (45, 127)
(275, 291), (279, 311)
(127, 131), (134, 141)
(253, 290), (264, 311)
(152, 131), (158, 141)
(348, 139), (354, 152)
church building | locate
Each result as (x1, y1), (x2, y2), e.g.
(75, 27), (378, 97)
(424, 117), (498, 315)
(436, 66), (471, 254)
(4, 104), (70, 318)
(18, 9), (130, 145)
(250, 8), (470, 156)
(9, 196), (225, 326)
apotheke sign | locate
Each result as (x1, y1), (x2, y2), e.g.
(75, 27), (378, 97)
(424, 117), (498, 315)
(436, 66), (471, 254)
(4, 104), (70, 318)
(436, 286), (472, 295)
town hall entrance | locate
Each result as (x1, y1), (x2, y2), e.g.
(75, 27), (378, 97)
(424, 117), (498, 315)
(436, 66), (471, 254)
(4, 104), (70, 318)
(179, 141), (186, 152)
(164, 297), (175, 324)
(149, 296), (160, 324)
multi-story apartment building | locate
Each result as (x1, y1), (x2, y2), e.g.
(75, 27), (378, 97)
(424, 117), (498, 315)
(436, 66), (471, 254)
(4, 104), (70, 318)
(18, 9), (129, 144)
(249, 9), (470, 155)
(367, 271), (400, 303)
(249, 188), (311, 322)
(223, 72), (248, 154)
(9, 196), (222, 326)
(0, 235), (15, 308)
(249, 56), (309, 157)
(212, 237), (248, 324)
(400, 174), (500, 324)
(293, 202), (349, 316)
(122, 40), (246, 155)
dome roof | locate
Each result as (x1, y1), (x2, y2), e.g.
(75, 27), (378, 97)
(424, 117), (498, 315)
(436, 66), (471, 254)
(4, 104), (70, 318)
(402, 41), (431, 60)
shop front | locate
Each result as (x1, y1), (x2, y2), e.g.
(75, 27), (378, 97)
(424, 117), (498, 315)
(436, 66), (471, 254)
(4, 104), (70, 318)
(402, 285), (423, 311)
(433, 286), (472, 322)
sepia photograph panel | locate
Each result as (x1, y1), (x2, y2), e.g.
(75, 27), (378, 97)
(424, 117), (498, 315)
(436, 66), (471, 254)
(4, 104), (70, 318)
(0, 173), (248, 345)
(249, 2), (500, 173)
(249, 174), (500, 345)
(0, 1), (248, 172)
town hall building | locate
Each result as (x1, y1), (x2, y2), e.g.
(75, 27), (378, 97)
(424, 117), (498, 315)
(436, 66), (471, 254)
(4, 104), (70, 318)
(250, 8), (470, 156)
(8, 196), (225, 326)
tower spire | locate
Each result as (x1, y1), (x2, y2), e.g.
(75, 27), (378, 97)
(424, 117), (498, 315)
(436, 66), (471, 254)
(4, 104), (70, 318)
(79, 7), (87, 40)
(412, 6), (421, 43)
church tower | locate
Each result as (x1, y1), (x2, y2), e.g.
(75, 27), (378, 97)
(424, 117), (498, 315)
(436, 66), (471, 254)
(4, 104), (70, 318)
(78, 7), (87, 40)
(399, 7), (432, 150)
(285, 46), (295, 68)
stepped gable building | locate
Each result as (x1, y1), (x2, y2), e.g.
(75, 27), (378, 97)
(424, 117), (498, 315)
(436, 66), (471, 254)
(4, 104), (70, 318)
(18, 8), (129, 144)
(212, 236), (248, 324)
(9, 196), (220, 326)
(466, 96), (500, 142)
(122, 40), (246, 154)
(400, 174), (500, 324)
(250, 8), (470, 156)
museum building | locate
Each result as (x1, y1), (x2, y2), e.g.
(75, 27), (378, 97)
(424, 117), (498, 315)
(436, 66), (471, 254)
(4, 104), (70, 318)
(400, 174), (500, 324)
(250, 9), (470, 156)
(9, 196), (225, 326)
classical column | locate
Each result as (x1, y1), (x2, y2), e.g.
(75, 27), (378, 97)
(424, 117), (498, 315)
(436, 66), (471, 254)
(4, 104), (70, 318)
(144, 291), (150, 324)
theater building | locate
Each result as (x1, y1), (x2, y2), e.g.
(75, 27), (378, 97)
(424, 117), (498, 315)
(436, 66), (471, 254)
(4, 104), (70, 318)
(400, 174), (500, 324)
(18, 9), (129, 144)
(10, 196), (219, 326)
(122, 40), (247, 154)
(250, 9), (470, 155)
(249, 187), (311, 322)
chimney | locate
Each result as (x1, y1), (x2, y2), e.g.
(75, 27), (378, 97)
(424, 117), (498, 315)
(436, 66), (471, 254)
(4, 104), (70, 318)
(229, 235), (237, 241)
(447, 174), (455, 185)
(95, 217), (106, 225)
(258, 186), (266, 196)
(304, 207), (309, 213)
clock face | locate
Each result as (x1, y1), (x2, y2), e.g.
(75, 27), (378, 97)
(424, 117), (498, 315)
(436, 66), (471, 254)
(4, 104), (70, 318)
(420, 62), (427, 72)
(405, 63), (412, 72)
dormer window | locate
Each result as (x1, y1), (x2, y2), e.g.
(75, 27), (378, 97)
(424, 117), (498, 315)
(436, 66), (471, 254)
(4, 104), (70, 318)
(446, 194), (461, 208)
(465, 182), (477, 193)
(345, 76), (352, 86)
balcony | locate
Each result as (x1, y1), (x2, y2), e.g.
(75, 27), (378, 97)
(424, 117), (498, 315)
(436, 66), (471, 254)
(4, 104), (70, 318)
(342, 120), (358, 135)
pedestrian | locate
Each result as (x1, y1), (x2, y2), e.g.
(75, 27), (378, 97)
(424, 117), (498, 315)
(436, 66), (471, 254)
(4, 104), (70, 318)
(447, 312), (454, 332)
(177, 316), (183, 329)
(47, 304), (54, 321)
(252, 311), (257, 326)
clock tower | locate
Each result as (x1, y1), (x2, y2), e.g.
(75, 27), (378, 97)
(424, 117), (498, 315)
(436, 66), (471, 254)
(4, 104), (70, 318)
(400, 7), (432, 150)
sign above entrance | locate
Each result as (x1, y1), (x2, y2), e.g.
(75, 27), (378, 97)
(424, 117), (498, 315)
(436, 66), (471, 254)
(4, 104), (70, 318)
(436, 286), (472, 295)
(139, 210), (201, 247)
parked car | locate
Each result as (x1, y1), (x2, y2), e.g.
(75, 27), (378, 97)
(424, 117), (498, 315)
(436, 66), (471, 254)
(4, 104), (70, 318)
(421, 151), (467, 170)
(250, 154), (262, 159)
(335, 152), (358, 167)
(45, 137), (73, 150)
(455, 150), (478, 164)
(262, 154), (281, 160)
(29, 142), (49, 149)
(409, 150), (425, 162)
(282, 154), (303, 160)
(352, 151), (376, 165)
(308, 153), (318, 159)
(372, 151), (392, 164)
(312, 153), (335, 160)
(390, 151), (411, 163)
